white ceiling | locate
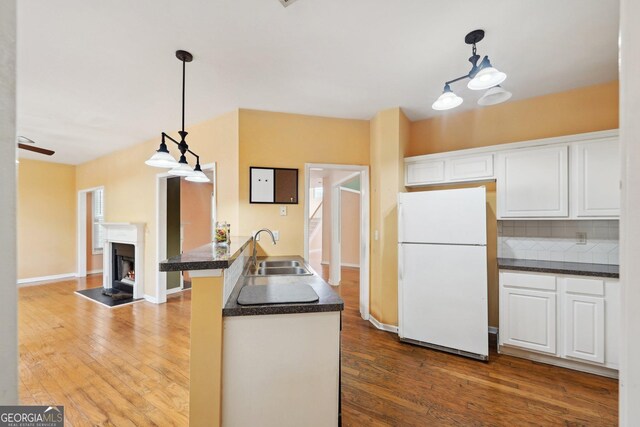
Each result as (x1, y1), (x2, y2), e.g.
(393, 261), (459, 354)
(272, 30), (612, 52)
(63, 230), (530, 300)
(17, 0), (619, 164)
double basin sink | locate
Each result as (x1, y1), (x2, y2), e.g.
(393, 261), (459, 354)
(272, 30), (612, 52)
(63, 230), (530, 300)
(245, 260), (313, 277)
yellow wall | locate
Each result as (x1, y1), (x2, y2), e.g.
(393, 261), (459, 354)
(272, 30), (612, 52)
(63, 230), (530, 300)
(237, 109), (370, 257)
(17, 159), (76, 280)
(75, 111), (239, 298)
(369, 107), (409, 325)
(408, 81), (619, 156)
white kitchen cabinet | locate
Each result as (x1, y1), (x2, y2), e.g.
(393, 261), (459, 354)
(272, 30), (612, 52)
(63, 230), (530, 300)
(499, 270), (620, 377)
(501, 286), (557, 355)
(497, 145), (569, 218)
(564, 293), (605, 363)
(447, 154), (494, 182)
(573, 138), (620, 217)
(405, 160), (445, 186)
(405, 130), (620, 219)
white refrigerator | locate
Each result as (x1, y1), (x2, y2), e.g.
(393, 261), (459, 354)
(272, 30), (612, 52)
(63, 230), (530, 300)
(398, 187), (489, 360)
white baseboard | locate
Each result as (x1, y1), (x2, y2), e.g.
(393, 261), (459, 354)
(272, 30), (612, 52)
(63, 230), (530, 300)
(18, 272), (76, 286)
(498, 345), (618, 379)
(320, 261), (360, 268)
(341, 262), (360, 268)
(86, 269), (103, 275)
(369, 315), (399, 333)
(144, 294), (161, 304)
(489, 326), (499, 335)
(165, 287), (186, 296)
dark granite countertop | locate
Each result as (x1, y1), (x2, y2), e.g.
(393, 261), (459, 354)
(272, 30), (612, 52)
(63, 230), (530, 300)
(159, 236), (253, 272)
(498, 257), (619, 278)
(223, 256), (344, 317)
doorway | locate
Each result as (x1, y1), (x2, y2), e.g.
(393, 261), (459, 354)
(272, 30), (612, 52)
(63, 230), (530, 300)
(304, 163), (370, 320)
(155, 164), (216, 303)
(76, 186), (105, 279)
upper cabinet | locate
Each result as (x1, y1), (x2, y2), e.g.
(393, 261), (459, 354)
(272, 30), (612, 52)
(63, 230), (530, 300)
(404, 130), (620, 219)
(405, 154), (493, 186)
(497, 145), (569, 218)
(573, 138), (620, 217)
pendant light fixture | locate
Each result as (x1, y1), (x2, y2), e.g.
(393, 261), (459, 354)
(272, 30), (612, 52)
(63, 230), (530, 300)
(145, 50), (210, 183)
(477, 85), (512, 106)
(432, 30), (511, 111)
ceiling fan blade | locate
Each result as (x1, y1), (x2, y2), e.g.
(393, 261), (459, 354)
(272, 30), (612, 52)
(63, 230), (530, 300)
(17, 136), (36, 144)
(18, 143), (55, 156)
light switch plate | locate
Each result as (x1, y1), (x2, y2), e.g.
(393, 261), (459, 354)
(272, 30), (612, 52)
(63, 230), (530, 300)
(280, 206), (287, 216)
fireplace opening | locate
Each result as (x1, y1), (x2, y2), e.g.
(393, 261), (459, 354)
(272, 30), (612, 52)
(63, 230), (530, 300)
(111, 243), (135, 295)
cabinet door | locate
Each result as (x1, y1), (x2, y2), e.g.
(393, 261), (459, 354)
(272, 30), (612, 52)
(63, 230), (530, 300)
(497, 145), (569, 218)
(405, 160), (445, 186)
(501, 287), (557, 354)
(448, 154), (494, 182)
(574, 138), (620, 217)
(564, 294), (605, 363)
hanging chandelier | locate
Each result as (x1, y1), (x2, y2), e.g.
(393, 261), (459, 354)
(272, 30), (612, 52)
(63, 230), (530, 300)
(432, 30), (512, 111)
(145, 50), (210, 183)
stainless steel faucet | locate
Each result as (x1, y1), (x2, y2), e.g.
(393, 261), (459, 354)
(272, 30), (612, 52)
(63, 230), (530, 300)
(252, 228), (277, 266)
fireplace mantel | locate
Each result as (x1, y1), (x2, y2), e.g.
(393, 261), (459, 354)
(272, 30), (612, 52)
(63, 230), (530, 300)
(102, 223), (145, 299)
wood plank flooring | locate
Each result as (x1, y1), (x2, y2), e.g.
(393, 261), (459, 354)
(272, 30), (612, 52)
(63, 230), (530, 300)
(18, 270), (618, 426)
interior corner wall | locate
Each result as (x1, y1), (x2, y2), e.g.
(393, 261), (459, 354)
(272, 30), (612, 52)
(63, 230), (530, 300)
(17, 159), (77, 280)
(408, 81), (619, 156)
(237, 109), (370, 257)
(370, 107), (410, 326)
(0, 0), (18, 404)
(75, 110), (240, 299)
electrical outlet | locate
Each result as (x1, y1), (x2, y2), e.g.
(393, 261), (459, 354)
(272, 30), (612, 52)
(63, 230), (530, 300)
(280, 206), (287, 216)
(576, 232), (587, 245)
(273, 230), (280, 241)
(374, 230), (379, 241)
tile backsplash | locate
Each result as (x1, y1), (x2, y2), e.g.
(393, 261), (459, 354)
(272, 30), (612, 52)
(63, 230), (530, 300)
(498, 220), (619, 265)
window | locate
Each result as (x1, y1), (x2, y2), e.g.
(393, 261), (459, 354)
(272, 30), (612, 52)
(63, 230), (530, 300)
(92, 189), (105, 253)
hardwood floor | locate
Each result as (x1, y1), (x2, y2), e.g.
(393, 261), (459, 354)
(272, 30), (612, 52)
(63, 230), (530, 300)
(19, 270), (618, 426)
(19, 275), (191, 426)
(330, 266), (618, 426)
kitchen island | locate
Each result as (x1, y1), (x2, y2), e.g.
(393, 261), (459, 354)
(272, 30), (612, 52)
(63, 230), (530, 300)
(160, 237), (343, 427)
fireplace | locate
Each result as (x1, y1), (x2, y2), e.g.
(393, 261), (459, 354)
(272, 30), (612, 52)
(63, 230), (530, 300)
(101, 223), (145, 299)
(111, 243), (135, 293)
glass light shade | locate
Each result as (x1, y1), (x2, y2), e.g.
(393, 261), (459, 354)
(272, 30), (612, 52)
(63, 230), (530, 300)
(169, 162), (196, 177)
(477, 86), (512, 106)
(467, 67), (507, 90)
(432, 90), (463, 111)
(185, 170), (210, 183)
(145, 150), (177, 168)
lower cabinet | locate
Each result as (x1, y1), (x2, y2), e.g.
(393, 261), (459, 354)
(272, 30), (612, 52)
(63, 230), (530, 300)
(502, 287), (556, 354)
(499, 270), (619, 376)
(564, 293), (605, 363)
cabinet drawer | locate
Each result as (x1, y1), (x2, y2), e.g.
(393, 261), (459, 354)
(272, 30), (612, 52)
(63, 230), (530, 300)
(406, 160), (445, 186)
(565, 277), (605, 296)
(501, 271), (556, 291)
(448, 154), (494, 181)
